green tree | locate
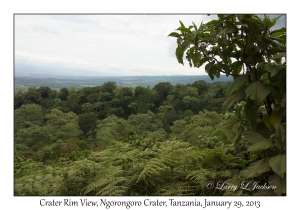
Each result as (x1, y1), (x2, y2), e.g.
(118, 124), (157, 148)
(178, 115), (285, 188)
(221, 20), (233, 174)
(14, 91), (24, 109)
(68, 86), (77, 94)
(49, 89), (58, 100)
(14, 104), (44, 132)
(22, 87), (42, 104)
(37, 86), (51, 99)
(191, 80), (209, 95)
(78, 93), (88, 104)
(128, 113), (153, 136)
(169, 14), (286, 195)
(15, 124), (50, 147)
(81, 103), (94, 113)
(153, 82), (173, 107)
(58, 88), (69, 101)
(115, 86), (134, 116)
(95, 115), (129, 148)
(87, 93), (100, 103)
(100, 81), (117, 94)
(44, 108), (82, 142)
(78, 112), (98, 138)
(82, 86), (99, 96)
(169, 14), (286, 123)
(157, 105), (178, 132)
(54, 123), (83, 141)
(131, 86), (155, 114)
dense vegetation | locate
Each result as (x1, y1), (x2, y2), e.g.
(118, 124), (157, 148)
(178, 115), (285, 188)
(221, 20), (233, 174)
(14, 14), (286, 196)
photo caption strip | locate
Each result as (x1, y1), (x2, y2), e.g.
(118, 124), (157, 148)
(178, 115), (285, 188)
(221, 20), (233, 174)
(39, 198), (261, 209)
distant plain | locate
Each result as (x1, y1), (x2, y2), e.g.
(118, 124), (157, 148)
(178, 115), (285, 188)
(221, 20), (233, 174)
(14, 74), (233, 91)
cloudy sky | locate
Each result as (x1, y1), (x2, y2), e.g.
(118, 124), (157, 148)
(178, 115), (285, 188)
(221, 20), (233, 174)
(15, 14), (285, 77)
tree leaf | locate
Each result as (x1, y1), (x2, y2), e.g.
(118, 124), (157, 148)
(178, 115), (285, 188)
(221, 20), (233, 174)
(240, 159), (270, 179)
(275, 124), (285, 142)
(222, 89), (245, 113)
(176, 26), (191, 33)
(265, 65), (285, 78)
(218, 62), (229, 73)
(270, 27), (286, 34)
(168, 32), (181, 38)
(213, 65), (220, 78)
(268, 174), (286, 195)
(192, 22), (198, 30)
(269, 31), (285, 38)
(205, 61), (215, 72)
(270, 15), (283, 28)
(269, 87), (283, 102)
(242, 131), (266, 144)
(175, 40), (190, 65)
(210, 65), (219, 80)
(262, 16), (277, 28)
(175, 32), (196, 65)
(222, 178), (244, 195)
(271, 52), (286, 60)
(230, 61), (243, 70)
(245, 81), (270, 106)
(226, 74), (248, 96)
(262, 114), (271, 130)
(232, 124), (244, 146)
(190, 51), (202, 67)
(179, 20), (185, 28)
(199, 57), (213, 66)
(269, 111), (281, 127)
(247, 140), (272, 152)
(268, 154), (286, 178)
(206, 19), (219, 26)
(244, 98), (257, 128)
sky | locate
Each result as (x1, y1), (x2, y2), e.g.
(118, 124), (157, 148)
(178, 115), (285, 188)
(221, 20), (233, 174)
(14, 14), (286, 77)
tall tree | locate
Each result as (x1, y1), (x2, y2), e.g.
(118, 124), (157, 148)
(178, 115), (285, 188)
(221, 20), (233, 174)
(37, 86), (51, 99)
(191, 80), (209, 95)
(169, 14), (286, 195)
(169, 14), (286, 125)
(78, 112), (98, 139)
(44, 108), (82, 142)
(100, 82), (117, 94)
(14, 104), (44, 132)
(153, 82), (173, 101)
(58, 88), (69, 101)
(22, 87), (42, 104)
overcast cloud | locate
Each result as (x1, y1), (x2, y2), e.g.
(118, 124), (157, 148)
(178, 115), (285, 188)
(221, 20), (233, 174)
(15, 14), (285, 76)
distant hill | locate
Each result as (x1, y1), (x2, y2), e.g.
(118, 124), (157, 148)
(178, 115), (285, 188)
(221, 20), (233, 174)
(14, 74), (233, 89)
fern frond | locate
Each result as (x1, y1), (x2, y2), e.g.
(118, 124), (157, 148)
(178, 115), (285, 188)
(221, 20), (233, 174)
(96, 182), (128, 196)
(136, 158), (169, 183)
(82, 166), (128, 196)
(155, 182), (195, 196)
(217, 170), (232, 178)
(186, 169), (210, 188)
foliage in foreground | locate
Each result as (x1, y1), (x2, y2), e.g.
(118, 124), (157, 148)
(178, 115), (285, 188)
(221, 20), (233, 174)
(169, 14), (286, 195)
